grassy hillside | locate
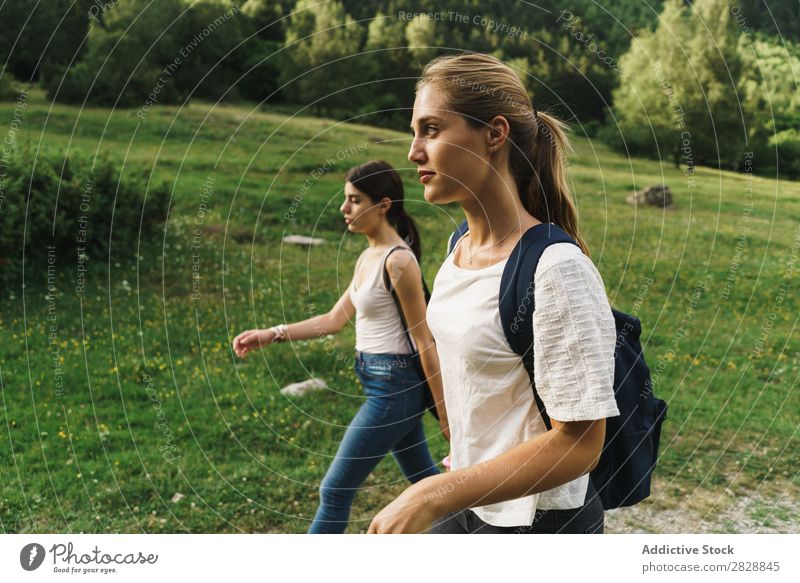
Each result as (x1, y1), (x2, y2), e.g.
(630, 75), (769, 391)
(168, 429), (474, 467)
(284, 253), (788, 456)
(1, 90), (798, 533)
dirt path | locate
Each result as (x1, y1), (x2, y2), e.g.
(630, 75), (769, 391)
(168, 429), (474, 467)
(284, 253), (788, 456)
(605, 477), (800, 533)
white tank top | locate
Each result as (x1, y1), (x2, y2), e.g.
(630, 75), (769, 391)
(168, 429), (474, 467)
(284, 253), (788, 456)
(349, 246), (418, 355)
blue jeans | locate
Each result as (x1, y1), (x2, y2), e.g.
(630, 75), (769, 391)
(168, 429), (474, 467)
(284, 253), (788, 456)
(308, 352), (440, 533)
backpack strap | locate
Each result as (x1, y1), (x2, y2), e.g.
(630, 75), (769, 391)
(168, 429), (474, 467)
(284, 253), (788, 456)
(446, 219), (470, 256)
(382, 246), (430, 352)
(498, 223), (580, 430)
(382, 246), (441, 421)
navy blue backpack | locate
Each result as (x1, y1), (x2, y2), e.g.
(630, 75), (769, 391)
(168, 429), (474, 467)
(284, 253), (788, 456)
(448, 220), (667, 509)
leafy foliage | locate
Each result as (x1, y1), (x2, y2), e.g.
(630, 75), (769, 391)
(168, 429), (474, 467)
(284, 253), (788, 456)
(0, 146), (170, 281)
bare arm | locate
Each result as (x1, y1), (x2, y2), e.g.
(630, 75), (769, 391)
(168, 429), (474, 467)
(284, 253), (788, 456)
(422, 418), (603, 510)
(232, 281), (356, 358)
(284, 282), (356, 340)
(386, 250), (449, 438)
(368, 251), (618, 532)
(367, 417), (605, 533)
(284, 251), (365, 341)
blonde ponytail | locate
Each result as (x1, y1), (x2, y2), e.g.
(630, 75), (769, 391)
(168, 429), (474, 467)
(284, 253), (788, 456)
(417, 53), (589, 256)
(523, 110), (589, 256)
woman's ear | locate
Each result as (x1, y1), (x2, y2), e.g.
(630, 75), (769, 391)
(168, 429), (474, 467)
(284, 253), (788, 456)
(379, 197), (392, 215)
(487, 115), (510, 154)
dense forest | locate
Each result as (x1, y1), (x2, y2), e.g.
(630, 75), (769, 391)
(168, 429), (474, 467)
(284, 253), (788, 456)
(2, 0), (799, 173)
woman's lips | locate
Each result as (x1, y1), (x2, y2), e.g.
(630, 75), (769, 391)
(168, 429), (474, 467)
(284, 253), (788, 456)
(419, 171), (435, 184)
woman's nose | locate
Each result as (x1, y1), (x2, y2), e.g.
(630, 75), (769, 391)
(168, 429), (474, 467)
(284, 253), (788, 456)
(408, 136), (426, 164)
(340, 201), (349, 213)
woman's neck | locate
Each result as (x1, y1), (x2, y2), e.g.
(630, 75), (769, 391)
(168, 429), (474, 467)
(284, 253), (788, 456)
(365, 221), (403, 249)
(460, 175), (538, 247)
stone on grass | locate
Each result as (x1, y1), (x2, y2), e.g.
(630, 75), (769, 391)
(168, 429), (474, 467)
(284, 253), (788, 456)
(280, 378), (328, 397)
(626, 184), (675, 208)
(283, 235), (325, 246)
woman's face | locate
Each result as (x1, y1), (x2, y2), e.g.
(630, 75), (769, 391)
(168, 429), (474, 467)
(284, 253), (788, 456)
(339, 181), (387, 234)
(407, 83), (492, 205)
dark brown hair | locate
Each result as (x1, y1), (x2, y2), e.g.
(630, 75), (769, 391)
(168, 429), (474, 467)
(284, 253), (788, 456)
(344, 160), (423, 260)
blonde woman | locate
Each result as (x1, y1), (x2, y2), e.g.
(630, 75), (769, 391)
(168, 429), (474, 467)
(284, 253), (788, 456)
(368, 54), (619, 534)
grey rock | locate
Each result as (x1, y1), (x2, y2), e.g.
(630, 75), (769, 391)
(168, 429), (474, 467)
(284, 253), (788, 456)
(283, 235), (325, 246)
(280, 378), (328, 397)
(626, 184), (675, 208)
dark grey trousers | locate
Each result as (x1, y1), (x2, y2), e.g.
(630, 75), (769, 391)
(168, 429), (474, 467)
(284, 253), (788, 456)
(429, 480), (604, 534)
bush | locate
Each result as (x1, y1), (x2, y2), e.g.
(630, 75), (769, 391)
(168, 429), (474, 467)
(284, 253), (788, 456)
(0, 72), (27, 101)
(769, 129), (800, 178)
(0, 73), (15, 100)
(0, 147), (170, 281)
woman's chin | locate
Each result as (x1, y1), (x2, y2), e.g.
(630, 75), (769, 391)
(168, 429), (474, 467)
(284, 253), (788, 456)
(423, 186), (451, 205)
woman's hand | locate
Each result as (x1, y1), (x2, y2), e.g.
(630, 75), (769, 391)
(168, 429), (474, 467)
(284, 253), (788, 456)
(367, 478), (443, 534)
(232, 328), (275, 359)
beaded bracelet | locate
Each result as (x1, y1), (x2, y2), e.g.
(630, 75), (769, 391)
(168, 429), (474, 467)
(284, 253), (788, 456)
(270, 324), (288, 343)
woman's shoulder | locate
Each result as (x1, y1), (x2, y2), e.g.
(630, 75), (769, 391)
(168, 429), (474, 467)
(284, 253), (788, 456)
(534, 242), (592, 279)
(384, 245), (418, 267)
(384, 246), (420, 286)
(533, 243), (609, 306)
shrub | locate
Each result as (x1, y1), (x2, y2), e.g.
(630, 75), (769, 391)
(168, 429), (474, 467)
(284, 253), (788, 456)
(769, 129), (800, 178)
(0, 147), (170, 281)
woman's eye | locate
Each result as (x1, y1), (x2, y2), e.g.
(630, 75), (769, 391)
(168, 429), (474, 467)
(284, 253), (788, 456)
(424, 125), (436, 135)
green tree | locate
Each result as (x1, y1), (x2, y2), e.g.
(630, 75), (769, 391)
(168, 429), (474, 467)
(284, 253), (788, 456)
(743, 36), (800, 134)
(365, 9), (407, 69)
(739, 35), (800, 175)
(280, 0), (364, 115)
(602, 0), (687, 157)
(46, 0), (248, 107)
(405, 13), (438, 64)
(610, 0), (758, 170)
(735, 0), (800, 41)
(360, 9), (416, 128)
(241, 0), (289, 42)
(0, 0), (90, 83)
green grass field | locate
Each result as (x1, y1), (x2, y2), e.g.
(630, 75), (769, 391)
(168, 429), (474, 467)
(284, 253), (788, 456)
(1, 89), (799, 533)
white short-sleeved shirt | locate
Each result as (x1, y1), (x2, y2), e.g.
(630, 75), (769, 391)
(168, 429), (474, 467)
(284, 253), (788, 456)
(426, 235), (619, 527)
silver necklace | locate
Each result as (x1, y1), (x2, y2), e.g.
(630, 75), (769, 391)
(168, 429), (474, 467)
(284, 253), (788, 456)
(463, 227), (517, 265)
